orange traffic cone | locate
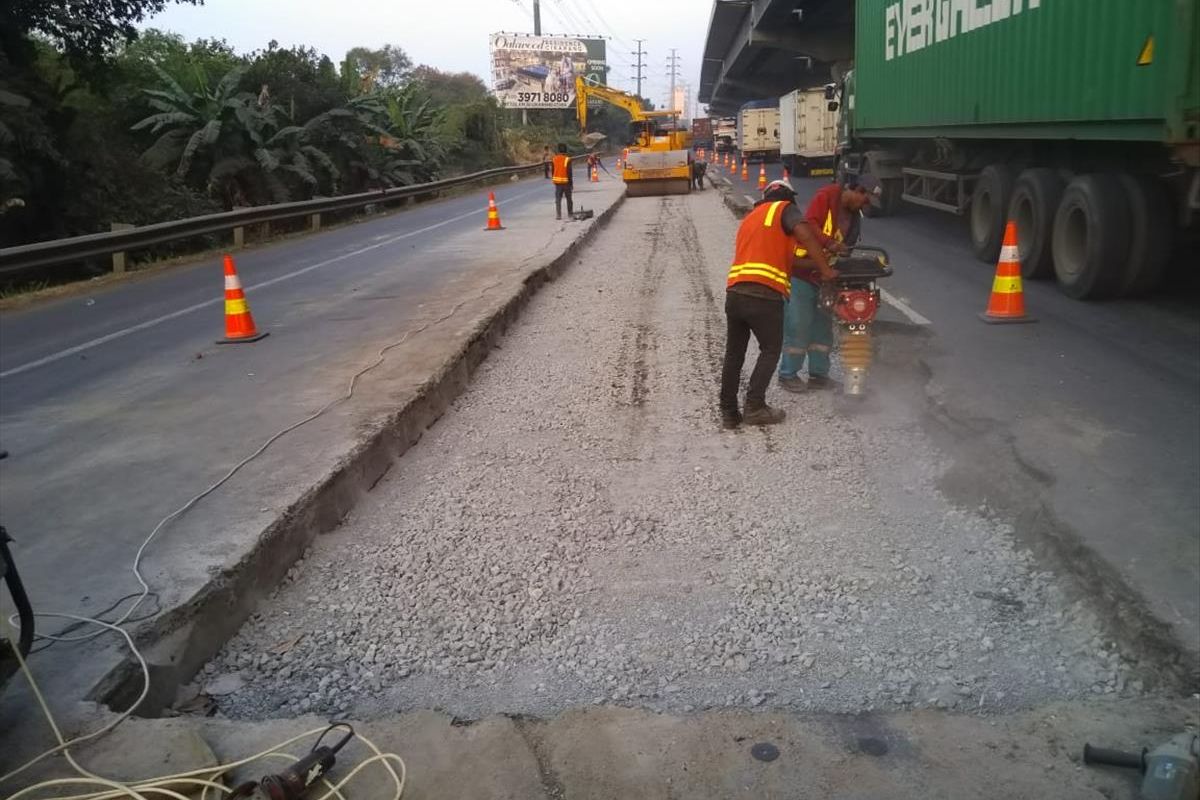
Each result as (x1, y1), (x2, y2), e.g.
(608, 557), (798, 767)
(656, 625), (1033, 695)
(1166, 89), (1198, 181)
(980, 221), (1036, 324)
(484, 191), (504, 231)
(591, 165), (599, 183)
(219, 255), (267, 344)
(729, 158), (736, 175)
(757, 163), (767, 190)
(741, 160), (749, 181)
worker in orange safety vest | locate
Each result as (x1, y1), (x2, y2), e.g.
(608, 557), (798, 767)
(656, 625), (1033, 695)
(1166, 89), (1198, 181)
(551, 143), (574, 220)
(720, 178), (836, 428)
(778, 176), (880, 393)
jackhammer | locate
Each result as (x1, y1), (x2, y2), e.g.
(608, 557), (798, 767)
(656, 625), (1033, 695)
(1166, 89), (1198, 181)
(820, 246), (893, 395)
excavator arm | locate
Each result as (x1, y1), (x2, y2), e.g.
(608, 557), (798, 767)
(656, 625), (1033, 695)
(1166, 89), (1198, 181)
(573, 76), (692, 197)
(574, 76), (679, 137)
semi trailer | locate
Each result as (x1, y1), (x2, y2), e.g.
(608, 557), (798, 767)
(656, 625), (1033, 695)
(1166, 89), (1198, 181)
(738, 99), (782, 161)
(779, 87), (839, 177)
(834, 0), (1200, 299)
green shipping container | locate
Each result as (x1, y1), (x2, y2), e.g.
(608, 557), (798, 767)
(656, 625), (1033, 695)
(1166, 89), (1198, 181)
(853, 0), (1200, 146)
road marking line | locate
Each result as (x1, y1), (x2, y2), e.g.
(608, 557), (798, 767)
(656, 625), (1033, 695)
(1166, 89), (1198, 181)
(880, 288), (932, 326)
(0, 187), (543, 379)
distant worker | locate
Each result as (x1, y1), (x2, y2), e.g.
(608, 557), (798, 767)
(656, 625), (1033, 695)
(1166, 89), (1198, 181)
(542, 145), (552, 179)
(551, 143), (574, 220)
(720, 179), (836, 428)
(692, 158), (707, 190)
(778, 177), (880, 393)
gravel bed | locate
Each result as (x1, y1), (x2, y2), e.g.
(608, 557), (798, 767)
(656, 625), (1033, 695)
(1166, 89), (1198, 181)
(194, 192), (1143, 720)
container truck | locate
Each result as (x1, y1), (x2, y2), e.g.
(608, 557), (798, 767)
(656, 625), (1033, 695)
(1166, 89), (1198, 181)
(714, 117), (738, 153)
(779, 87), (839, 177)
(834, 0), (1200, 299)
(692, 117), (714, 151)
(737, 100), (781, 161)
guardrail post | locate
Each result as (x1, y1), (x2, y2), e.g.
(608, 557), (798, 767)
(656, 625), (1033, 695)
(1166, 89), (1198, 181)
(110, 223), (133, 273)
(233, 225), (245, 249)
(309, 213), (321, 232)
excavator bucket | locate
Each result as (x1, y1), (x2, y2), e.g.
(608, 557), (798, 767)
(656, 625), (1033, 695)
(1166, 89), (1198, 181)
(623, 150), (692, 197)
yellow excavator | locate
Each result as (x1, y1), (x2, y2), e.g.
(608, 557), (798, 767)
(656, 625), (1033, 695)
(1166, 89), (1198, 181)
(574, 76), (693, 197)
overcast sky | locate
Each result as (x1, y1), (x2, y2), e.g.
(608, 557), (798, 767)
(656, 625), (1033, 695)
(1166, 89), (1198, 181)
(144, 0), (711, 111)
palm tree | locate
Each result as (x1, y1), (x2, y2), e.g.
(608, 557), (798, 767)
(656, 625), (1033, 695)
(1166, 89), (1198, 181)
(349, 85), (445, 186)
(248, 105), (343, 201)
(132, 64), (267, 206)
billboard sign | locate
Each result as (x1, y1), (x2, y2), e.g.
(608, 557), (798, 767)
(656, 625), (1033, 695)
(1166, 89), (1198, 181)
(490, 33), (607, 109)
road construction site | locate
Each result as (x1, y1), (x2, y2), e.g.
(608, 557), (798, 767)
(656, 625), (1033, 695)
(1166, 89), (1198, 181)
(2, 171), (1198, 797)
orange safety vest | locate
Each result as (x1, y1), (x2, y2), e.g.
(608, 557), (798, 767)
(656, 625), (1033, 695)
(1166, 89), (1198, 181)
(727, 200), (794, 298)
(551, 154), (571, 184)
(794, 207), (842, 258)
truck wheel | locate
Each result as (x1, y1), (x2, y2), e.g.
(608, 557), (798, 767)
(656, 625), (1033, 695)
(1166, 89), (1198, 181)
(1051, 174), (1130, 300)
(1116, 173), (1170, 296)
(969, 164), (1015, 263)
(1008, 168), (1064, 279)
(863, 175), (901, 218)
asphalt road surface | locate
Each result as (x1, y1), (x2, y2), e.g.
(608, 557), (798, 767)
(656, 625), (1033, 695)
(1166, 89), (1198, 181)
(720, 158), (1200, 662)
(0, 176), (583, 617)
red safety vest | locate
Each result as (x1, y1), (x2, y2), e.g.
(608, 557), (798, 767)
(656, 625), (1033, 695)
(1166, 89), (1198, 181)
(727, 200), (794, 298)
(551, 154), (571, 185)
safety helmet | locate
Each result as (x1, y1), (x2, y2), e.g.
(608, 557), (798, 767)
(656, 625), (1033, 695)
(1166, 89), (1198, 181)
(761, 178), (796, 200)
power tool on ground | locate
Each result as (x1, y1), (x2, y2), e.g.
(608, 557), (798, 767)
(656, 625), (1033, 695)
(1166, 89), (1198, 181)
(231, 724), (356, 800)
(1083, 732), (1199, 800)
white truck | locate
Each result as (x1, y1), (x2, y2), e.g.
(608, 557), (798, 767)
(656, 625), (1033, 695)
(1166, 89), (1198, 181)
(737, 100), (780, 161)
(779, 87), (838, 177)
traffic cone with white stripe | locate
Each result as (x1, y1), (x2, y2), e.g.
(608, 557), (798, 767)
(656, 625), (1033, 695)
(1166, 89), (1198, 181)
(741, 160), (749, 181)
(729, 157), (736, 176)
(219, 255), (267, 343)
(591, 165), (599, 183)
(980, 221), (1036, 324)
(484, 191), (504, 231)
(757, 163), (767, 190)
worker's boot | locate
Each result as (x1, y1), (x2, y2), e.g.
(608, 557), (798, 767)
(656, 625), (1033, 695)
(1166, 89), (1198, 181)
(778, 375), (807, 393)
(721, 409), (742, 430)
(743, 403), (786, 425)
(806, 374), (840, 391)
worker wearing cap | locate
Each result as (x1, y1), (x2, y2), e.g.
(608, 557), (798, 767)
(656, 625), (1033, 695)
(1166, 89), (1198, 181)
(721, 178), (837, 428)
(551, 143), (574, 220)
(778, 178), (880, 392)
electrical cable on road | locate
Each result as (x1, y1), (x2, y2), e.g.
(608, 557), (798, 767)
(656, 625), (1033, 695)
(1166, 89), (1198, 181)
(1, 192), (570, 791)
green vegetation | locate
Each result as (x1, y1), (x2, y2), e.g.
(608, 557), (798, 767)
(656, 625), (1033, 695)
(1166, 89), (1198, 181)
(0, 4), (533, 249)
(0, 1), (653, 251)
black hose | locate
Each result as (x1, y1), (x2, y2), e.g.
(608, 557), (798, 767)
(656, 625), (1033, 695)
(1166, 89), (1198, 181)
(0, 526), (35, 657)
(1083, 743), (1145, 771)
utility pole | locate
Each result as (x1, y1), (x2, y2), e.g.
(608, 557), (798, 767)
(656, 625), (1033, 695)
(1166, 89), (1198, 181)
(632, 39), (646, 102)
(666, 49), (682, 122)
(524, 0), (542, 126)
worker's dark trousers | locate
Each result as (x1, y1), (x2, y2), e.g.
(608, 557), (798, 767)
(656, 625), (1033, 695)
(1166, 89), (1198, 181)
(554, 184), (573, 217)
(720, 290), (784, 413)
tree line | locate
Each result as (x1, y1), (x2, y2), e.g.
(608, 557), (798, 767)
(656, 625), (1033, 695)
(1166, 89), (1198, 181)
(0, 2), (530, 249)
(0, 1), (649, 252)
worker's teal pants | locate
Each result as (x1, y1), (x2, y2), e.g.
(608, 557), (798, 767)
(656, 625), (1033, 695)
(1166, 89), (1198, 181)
(779, 279), (833, 378)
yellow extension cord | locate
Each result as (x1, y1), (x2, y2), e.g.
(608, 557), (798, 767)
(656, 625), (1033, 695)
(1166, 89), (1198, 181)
(1, 576), (406, 800)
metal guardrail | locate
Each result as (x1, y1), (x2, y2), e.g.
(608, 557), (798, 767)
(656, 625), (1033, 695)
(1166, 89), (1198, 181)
(0, 162), (546, 276)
